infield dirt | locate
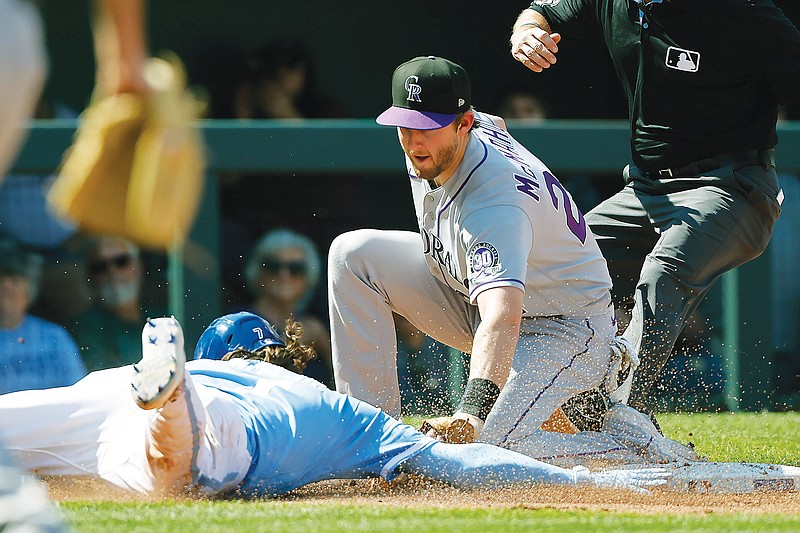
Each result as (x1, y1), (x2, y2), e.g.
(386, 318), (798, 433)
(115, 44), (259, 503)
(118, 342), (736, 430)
(45, 475), (800, 516)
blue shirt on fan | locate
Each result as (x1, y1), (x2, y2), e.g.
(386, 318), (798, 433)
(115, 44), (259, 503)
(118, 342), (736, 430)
(0, 315), (86, 394)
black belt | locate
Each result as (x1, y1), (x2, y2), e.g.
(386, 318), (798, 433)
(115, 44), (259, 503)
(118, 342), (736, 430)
(653, 149), (775, 178)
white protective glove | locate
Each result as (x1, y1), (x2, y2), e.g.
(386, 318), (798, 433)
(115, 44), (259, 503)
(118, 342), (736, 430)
(572, 465), (671, 493)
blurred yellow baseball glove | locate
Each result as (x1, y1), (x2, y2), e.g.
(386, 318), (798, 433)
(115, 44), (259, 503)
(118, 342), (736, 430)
(47, 53), (206, 250)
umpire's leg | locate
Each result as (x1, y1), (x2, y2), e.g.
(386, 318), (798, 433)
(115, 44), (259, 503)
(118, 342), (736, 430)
(328, 229), (477, 418)
(588, 163), (781, 408)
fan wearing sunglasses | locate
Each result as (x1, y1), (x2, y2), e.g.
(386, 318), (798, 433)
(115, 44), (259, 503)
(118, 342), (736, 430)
(243, 228), (333, 388)
(69, 236), (166, 371)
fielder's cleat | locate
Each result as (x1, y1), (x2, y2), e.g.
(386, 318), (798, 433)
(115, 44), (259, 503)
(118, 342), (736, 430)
(603, 403), (700, 463)
(628, 399), (663, 435)
(131, 317), (186, 410)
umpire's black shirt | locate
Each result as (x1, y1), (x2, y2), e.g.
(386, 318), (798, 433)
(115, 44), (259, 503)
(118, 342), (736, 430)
(529, 0), (800, 172)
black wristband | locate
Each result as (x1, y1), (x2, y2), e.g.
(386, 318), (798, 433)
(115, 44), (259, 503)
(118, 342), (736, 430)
(457, 378), (501, 421)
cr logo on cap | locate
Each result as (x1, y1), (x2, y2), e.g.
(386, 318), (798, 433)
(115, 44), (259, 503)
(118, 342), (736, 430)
(405, 75), (422, 103)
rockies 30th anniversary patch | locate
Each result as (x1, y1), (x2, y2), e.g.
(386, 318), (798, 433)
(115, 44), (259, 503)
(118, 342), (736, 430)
(469, 242), (503, 276)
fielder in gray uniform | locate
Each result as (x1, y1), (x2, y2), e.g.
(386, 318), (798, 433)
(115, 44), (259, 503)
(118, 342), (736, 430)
(328, 56), (696, 461)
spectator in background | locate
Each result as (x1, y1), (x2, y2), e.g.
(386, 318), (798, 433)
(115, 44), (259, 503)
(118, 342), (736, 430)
(0, 96), (92, 329)
(70, 236), (164, 371)
(494, 86), (549, 122)
(244, 228), (333, 387)
(492, 86), (604, 214)
(1, 0), (147, 527)
(232, 39), (348, 120)
(0, 239), (85, 395)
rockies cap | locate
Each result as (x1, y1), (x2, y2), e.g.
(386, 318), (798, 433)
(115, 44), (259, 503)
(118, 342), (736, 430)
(376, 56), (471, 130)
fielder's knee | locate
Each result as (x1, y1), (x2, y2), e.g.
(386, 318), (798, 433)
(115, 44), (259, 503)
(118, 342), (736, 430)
(328, 229), (385, 270)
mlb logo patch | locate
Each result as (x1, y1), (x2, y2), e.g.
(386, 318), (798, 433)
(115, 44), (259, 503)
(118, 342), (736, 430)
(665, 46), (700, 72)
(533, 0), (561, 6)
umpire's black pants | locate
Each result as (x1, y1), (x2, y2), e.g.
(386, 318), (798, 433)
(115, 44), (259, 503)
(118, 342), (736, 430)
(585, 158), (782, 408)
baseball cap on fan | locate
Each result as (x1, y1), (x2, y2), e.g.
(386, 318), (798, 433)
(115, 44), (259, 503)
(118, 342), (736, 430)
(376, 56), (471, 130)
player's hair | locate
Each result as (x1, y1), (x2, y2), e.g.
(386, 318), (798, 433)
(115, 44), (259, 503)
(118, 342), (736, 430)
(221, 317), (316, 374)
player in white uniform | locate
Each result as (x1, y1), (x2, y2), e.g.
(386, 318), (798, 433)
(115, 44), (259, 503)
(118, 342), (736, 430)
(0, 313), (670, 496)
(329, 56), (696, 461)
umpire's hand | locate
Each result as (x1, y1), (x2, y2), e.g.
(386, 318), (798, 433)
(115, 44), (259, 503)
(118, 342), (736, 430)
(510, 19), (561, 73)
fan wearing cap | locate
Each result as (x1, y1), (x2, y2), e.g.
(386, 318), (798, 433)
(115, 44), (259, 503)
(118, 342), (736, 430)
(0, 240), (86, 395)
(327, 56), (695, 460)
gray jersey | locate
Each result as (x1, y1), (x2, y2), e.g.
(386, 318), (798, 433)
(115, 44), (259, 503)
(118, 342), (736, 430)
(409, 111), (612, 317)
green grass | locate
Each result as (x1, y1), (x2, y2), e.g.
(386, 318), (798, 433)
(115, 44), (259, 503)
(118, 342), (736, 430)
(59, 501), (800, 533)
(56, 412), (800, 533)
(658, 411), (800, 465)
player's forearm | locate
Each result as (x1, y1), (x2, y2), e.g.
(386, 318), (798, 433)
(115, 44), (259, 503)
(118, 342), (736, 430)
(455, 287), (524, 425)
(92, 0), (148, 96)
(468, 317), (520, 388)
(512, 8), (552, 35)
(452, 313), (519, 431)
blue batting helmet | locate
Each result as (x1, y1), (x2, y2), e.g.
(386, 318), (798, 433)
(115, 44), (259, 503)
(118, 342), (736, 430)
(193, 312), (285, 360)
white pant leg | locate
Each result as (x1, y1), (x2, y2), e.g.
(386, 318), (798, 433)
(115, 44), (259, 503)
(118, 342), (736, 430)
(146, 372), (251, 496)
(0, 368), (155, 493)
(479, 307), (617, 451)
(328, 229), (477, 416)
(0, 0), (47, 177)
(474, 307), (647, 466)
(0, 368), (251, 496)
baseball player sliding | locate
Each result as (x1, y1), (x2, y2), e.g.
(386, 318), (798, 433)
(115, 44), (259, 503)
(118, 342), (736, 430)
(0, 314), (670, 496)
(328, 55), (696, 461)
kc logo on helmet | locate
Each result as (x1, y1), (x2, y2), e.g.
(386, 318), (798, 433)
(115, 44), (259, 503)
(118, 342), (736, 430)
(405, 75), (422, 102)
(665, 46), (700, 73)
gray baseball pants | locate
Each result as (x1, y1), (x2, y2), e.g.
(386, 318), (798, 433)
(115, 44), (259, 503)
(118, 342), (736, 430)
(586, 160), (782, 408)
(328, 229), (633, 459)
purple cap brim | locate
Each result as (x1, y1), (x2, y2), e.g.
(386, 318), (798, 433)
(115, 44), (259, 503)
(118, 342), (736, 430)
(376, 106), (457, 130)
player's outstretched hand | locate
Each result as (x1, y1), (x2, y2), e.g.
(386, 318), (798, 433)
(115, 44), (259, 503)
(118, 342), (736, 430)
(574, 465), (671, 493)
